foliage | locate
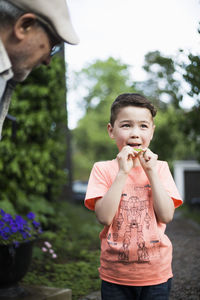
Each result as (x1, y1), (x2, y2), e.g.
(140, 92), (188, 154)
(0, 209), (42, 246)
(42, 201), (101, 260)
(72, 54), (199, 181)
(136, 31), (200, 164)
(151, 106), (196, 168)
(23, 253), (100, 300)
(136, 50), (183, 109)
(134, 50), (200, 165)
(73, 57), (137, 180)
(0, 56), (67, 220)
(180, 50), (200, 161)
(22, 202), (102, 300)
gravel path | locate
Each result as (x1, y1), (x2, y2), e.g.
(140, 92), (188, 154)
(166, 212), (200, 300)
(79, 212), (200, 300)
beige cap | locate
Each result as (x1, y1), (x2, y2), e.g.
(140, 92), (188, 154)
(7, 0), (79, 45)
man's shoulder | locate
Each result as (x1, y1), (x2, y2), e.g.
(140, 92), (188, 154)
(0, 39), (12, 74)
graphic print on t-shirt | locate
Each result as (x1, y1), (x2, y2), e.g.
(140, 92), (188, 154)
(108, 184), (161, 264)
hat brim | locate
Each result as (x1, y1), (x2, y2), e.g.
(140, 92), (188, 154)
(7, 0), (80, 45)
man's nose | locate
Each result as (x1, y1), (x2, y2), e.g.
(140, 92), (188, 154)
(42, 56), (51, 66)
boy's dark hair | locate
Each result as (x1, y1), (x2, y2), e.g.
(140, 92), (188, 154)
(110, 93), (157, 126)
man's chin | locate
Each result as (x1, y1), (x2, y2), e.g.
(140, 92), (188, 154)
(13, 70), (31, 82)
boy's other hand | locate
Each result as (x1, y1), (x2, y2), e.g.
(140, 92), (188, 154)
(138, 148), (158, 172)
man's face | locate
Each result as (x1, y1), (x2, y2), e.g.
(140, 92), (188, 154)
(9, 22), (58, 82)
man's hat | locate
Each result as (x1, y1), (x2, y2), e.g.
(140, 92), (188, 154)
(7, 0), (79, 45)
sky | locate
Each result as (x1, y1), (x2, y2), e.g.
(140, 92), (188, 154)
(65, 0), (200, 129)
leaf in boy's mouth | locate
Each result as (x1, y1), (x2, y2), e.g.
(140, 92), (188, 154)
(133, 148), (142, 152)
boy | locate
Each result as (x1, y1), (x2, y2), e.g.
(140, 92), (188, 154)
(85, 93), (182, 300)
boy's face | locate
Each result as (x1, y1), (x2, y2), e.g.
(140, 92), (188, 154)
(107, 105), (155, 152)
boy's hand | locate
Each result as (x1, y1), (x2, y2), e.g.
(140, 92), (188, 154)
(138, 148), (158, 172)
(117, 146), (137, 174)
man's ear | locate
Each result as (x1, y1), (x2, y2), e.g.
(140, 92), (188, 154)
(13, 13), (37, 40)
(107, 123), (114, 139)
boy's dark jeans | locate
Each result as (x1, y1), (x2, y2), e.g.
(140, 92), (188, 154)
(101, 278), (172, 300)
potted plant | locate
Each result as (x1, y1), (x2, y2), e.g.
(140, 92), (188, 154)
(0, 209), (42, 297)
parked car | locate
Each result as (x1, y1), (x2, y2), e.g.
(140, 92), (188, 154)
(72, 180), (88, 202)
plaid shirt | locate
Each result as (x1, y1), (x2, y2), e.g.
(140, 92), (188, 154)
(0, 38), (15, 140)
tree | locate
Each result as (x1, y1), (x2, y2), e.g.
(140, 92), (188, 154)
(135, 50), (184, 110)
(0, 56), (67, 223)
(72, 57), (136, 179)
(73, 48), (200, 181)
(181, 51), (200, 161)
(135, 50), (197, 165)
(151, 106), (196, 169)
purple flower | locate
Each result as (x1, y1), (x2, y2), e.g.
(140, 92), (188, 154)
(3, 213), (13, 223)
(10, 225), (18, 233)
(27, 212), (35, 220)
(0, 209), (5, 216)
(0, 231), (9, 240)
(15, 215), (27, 225)
(15, 215), (27, 230)
(32, 220), (40, 229)
(3, 227), (11, 234)
(0, 210), (42, 246)
(21, 232), (28, 239)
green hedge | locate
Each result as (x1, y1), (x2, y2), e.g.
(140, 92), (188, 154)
(0, 56), (67, 223)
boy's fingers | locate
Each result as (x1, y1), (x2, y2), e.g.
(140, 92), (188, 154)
(138, 149), (151, 162)
(137, 148), (146, 157)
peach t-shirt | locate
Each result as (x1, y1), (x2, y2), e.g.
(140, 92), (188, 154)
(85, 159), (182, 286)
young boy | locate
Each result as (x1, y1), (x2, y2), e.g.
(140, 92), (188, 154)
(85, 93), (182, 300)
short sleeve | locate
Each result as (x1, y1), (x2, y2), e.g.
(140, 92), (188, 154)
(84, 162), (112, 210)
(158, 161), (183, 208)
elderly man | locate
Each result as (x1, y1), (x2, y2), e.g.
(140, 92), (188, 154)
(0, 0), (79, 138)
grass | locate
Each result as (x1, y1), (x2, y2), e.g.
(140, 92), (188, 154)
(21, 201), (103, 300)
